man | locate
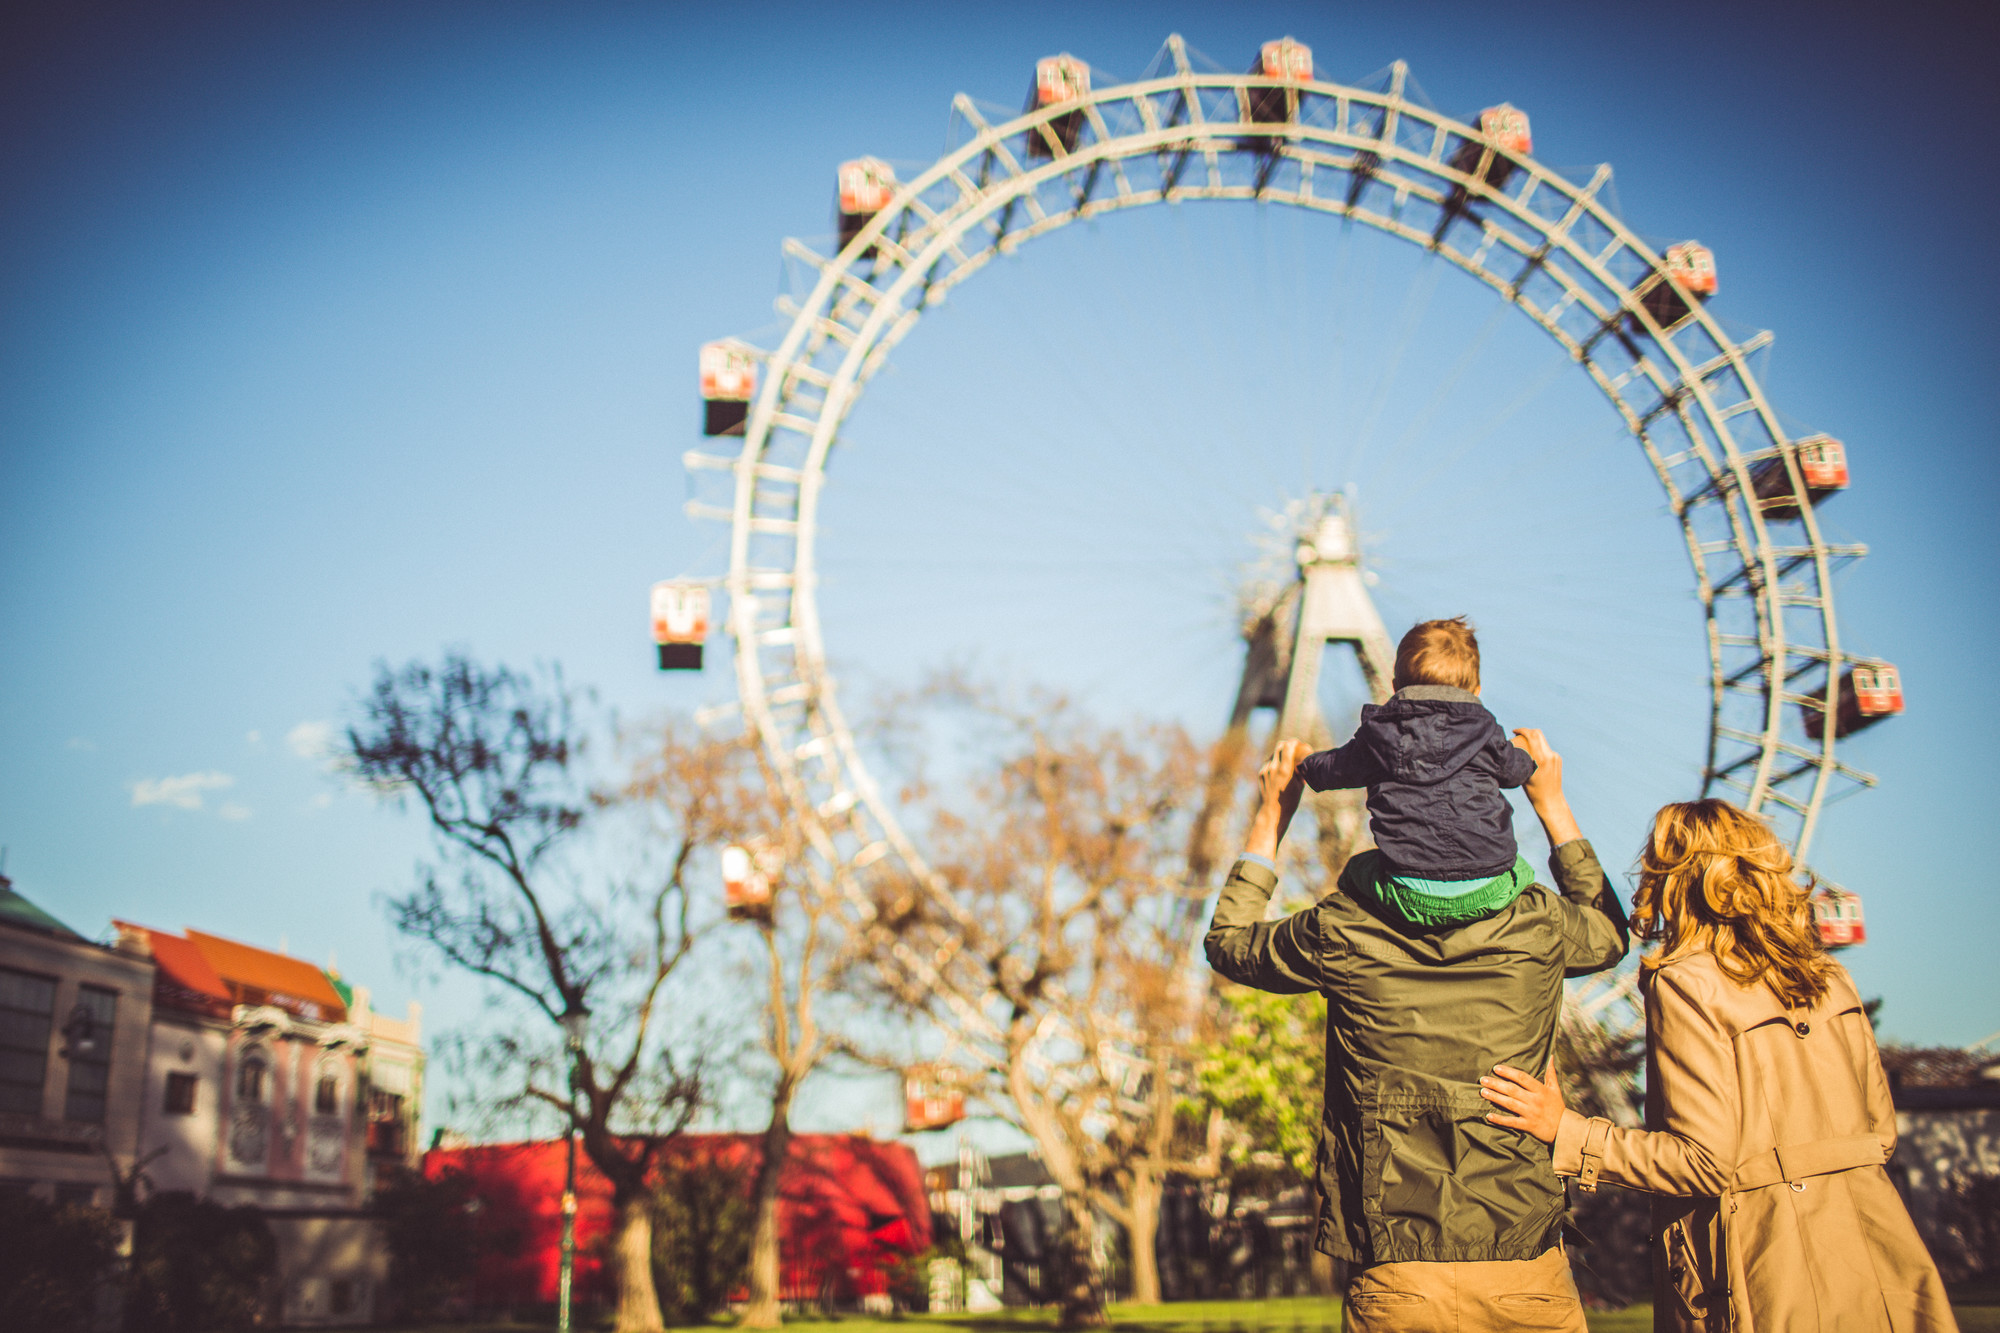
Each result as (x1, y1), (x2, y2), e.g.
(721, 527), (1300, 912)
(1205, 732), (1629, 1332)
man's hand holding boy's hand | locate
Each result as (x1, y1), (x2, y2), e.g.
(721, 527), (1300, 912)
(1259, 739), (1310, 803)
(1513, 728), (1581, 848)
(1246, 739), (1311, 861)
(1513, 728), (1560, 794)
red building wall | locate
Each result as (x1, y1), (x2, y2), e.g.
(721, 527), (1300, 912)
(426, 1134), (930, 1310)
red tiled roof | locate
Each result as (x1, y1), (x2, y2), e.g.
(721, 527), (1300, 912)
(185, 929), (347, 1022)
(116, 921), (231, 1017)
(148, 931), (227, 998)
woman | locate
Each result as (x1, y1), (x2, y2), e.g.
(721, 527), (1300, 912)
(1479, 798), (1956, 1332)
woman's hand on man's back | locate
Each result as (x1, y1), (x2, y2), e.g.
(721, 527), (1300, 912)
(1480, 1061), (1567, 1144)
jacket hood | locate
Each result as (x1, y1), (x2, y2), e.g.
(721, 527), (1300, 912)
(1354, 685), (1495, 785)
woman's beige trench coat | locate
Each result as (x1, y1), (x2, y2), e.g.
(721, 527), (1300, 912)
(1551, 952), (1956, 1332)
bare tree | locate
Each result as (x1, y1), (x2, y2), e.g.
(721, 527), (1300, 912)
(626, 741), (853, 1329)
(861, 681), (1222, 1325)
(346, 655), (741, 1333)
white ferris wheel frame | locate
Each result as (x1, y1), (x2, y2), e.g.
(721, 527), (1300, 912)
(684, 36), (1878, 924)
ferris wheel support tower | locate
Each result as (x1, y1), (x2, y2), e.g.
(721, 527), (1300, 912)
(1189, 497), (1395, 883)
(1276, 499), (1397, 742)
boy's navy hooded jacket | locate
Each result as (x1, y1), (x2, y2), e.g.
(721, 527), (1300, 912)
(1296, 683), (1535, 879)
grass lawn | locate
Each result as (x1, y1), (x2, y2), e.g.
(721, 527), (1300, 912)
(384, 1288), (2000, 1332)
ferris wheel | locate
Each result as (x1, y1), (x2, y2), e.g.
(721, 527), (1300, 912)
(663, 34), (1897, 948)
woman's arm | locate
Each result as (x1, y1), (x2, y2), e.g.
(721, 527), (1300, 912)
(1482, 968), (1737, 1196)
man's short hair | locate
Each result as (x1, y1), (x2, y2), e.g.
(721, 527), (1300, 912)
(1393, 617), (1480, 692)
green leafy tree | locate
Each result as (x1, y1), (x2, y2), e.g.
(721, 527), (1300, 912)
(1194, 985), (1326, 1189)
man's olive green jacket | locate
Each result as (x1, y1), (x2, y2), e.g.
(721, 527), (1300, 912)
(1204, 840), (1630, 1265)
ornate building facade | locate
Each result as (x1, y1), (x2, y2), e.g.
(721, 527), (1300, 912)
(115, 919), (425, 1326)
(0, 869), (425, 1329)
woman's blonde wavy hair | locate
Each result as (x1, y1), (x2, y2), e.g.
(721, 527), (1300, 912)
(1633, 798), (1834, 1008)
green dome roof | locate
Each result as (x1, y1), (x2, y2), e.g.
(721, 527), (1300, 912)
(0, 879), (84, 940)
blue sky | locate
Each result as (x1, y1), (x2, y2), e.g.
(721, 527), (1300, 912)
(3, 1), (1997, 1141)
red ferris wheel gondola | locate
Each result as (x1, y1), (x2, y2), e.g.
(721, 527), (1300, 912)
(1026, 55), (1090, 158)
(837, 158), (897, 254)
(1635, 241), (1717, 331)
(1811, 884), (1866, 949)
(699, 341), (757, 438)
(1752, 434), (1850, 519)
(1244, 38), (1311, 126)
(722, 843), (774, 921)
(1804, 663), (1903, 740)
(903, 1063), (966, 1132)
(1450, 104), (1533, 189)
(651, 581), (709, 671)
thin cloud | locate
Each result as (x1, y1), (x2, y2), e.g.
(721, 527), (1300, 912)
(287, 721), (334, 760)
(131, 772), (234, 811)
(246, 730), (262, 747)
(218, 802), (253, 821)
(66, 737), (97, 752)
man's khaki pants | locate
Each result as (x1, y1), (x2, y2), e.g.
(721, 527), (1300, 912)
(1342, 1244), (1588, 1332)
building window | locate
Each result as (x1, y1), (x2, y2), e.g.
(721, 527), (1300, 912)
(228, 1048), (273, 1166)
(366, 1089), (406, 1156)
(164, 1072), (198, 1115)
(314, 1074), (338, 1115)
(62, 986), (117, 1124)
(0, 967), (56, 1117)
(236, 1054), (267, 1104)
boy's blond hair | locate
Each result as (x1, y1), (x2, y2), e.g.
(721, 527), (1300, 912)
(1392, 617), (1480, 693)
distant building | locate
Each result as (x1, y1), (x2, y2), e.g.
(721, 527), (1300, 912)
(922, 1149), (1065, 1307)
(921, 1148), (1323, 1305)
(0, 873), (154, 1211)
(114, 920), (425, 1326)
(1890, 1072), (2000, 1284)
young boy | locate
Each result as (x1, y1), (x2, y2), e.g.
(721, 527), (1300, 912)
(1296, 616), (1536, 927)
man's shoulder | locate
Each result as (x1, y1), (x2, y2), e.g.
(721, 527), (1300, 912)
(1498, 881), (1581, 933)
